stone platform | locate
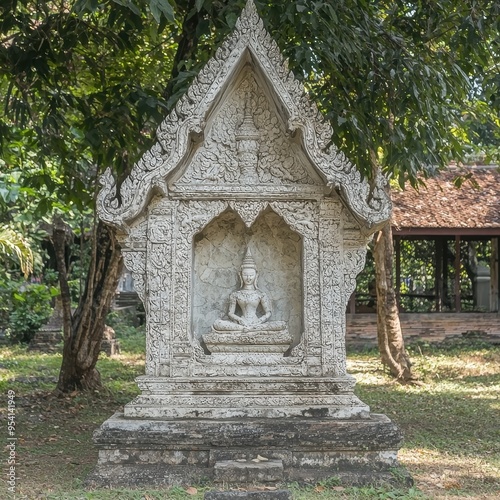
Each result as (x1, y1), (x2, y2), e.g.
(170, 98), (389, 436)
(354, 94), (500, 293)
(86, 412), (405, 488)
(123, 376), (370, 419)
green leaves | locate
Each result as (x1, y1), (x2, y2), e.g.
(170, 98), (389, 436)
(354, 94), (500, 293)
(112, 0), (141, 17)
(0, 1), (179, 224)
(259, 0), (498, 180)
(0, 226), (34, 278)
(149, 0), (175, 23)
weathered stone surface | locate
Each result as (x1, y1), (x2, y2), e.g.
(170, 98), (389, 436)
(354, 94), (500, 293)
(203, 330), (294, 354)
(29, 321), (120, 356)
(204, 491), (292, 500)
(89, 0), (404, 490)
(27, 330), (63, 353)
(95, 0), (390, 383)
(86, 412), (404, 488)
(122, 392), (370, 419)
(28, 296), (64, 353)
(195, 211), (302, 346)
(86, 464), (213, 488)
(100, 338), (120, 356)
(214, 460), (284, 483)
(93, 413), (402, 452)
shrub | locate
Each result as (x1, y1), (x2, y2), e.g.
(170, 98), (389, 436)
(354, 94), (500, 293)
(0, 280), (56, 344)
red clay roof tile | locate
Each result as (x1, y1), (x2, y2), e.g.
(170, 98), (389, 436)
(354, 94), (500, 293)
(392, 166), (500, 229)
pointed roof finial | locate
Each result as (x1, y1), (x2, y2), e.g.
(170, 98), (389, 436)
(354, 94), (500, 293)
(236, 93), (259, 141)
(244, 0), (257, 13)
(236, 0), (260, 29)
(241, 247), (257, 270)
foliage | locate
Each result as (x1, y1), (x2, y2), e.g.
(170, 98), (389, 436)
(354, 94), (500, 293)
(1, 0), (499, 203)
(0, 0), (177, 215)
(0, 224), (33, 277)
(0, 280), (56, 343)
(1, 1), (498, 387)
(163, 0), (500, 183)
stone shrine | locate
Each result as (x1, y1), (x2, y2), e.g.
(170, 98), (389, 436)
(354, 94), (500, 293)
(88, 0), (404, 487)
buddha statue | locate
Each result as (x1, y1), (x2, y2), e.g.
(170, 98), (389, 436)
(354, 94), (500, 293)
(202, 248), (292, 355)
(211, 248), (287, 334)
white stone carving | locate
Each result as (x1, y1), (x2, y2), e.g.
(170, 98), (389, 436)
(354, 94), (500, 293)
(229, 200), (268, 228)
(174, 70), (320, 191)
(203, 248), (292, 355)
(96, 0), (390, 418)
(211, 249), (288, 332)
(97, 0), (390, 229)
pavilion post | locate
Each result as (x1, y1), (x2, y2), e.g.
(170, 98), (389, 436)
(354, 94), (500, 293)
(348, 291), (356, 314)
(443, 238), (449, 309)
(435, 237), (443, 312)
(491, 237), (499, 312)
(454, 235), (461, 312)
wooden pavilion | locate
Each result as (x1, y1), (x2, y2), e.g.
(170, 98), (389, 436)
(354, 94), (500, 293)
(347, 165), (500, 346)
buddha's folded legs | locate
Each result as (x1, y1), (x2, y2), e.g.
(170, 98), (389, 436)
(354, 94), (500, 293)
(212, 319), (246, 332)
(212, 319), (287, 333)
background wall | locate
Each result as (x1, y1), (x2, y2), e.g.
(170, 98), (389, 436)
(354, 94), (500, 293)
(193, 208), (303, 343)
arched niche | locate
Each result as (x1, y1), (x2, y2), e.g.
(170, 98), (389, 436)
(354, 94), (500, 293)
(192, 207), (303, 345)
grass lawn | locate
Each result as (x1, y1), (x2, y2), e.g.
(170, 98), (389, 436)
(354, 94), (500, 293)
(1, 322), (498, 499)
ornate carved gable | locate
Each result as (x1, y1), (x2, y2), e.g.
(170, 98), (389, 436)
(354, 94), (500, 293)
(170, 67), (324, 196)
(97, 0), (390, 230)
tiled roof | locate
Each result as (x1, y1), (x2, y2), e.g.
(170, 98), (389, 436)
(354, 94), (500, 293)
(392, 166), (500, 229)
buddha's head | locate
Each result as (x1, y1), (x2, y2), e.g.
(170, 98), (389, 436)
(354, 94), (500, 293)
(240, 248), (258, 288)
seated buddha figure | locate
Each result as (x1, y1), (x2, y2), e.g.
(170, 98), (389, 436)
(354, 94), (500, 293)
(212, 249), (287, 334)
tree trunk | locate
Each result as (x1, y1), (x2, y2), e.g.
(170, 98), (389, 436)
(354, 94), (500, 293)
(163, 0), (201, 103)
(53, 219), (123, 393)
(374, 220), (415, 383)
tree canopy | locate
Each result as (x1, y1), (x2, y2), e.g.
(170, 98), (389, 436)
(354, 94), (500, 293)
(1, 0), (499, 219)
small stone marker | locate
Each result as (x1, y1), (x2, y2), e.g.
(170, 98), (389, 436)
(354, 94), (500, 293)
(28, 296), (64, 353)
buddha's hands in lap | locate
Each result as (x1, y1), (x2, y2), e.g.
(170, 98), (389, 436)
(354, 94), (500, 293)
(228, 314), (245, 325)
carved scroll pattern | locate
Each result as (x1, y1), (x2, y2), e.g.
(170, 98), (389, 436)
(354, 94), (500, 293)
(122, 250), (146, 303)
(97, 0), (390, 231)
(243, 0), (391, 227)
(338, 209), (370, 374)
(119, 218), (148, 303)
(343, 209), (370, 305)
(191, 364), (306, 378)
(178, 71), (318, 188)
(173, 201), (228, 367)
(196, 353), (305, 366)
(336, 246), (368, 373)
(270, 202), (318, 239)
(270, 201), (320, 363)
(145, 203), (175, 376)
(229, 200), (268, 228)
(319, 199), (344, 376)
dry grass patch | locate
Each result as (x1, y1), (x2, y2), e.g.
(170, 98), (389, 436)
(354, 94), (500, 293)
(350, 341), (500, 499)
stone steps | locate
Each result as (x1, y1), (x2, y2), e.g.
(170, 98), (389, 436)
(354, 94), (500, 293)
(214, 459), (284, 484)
